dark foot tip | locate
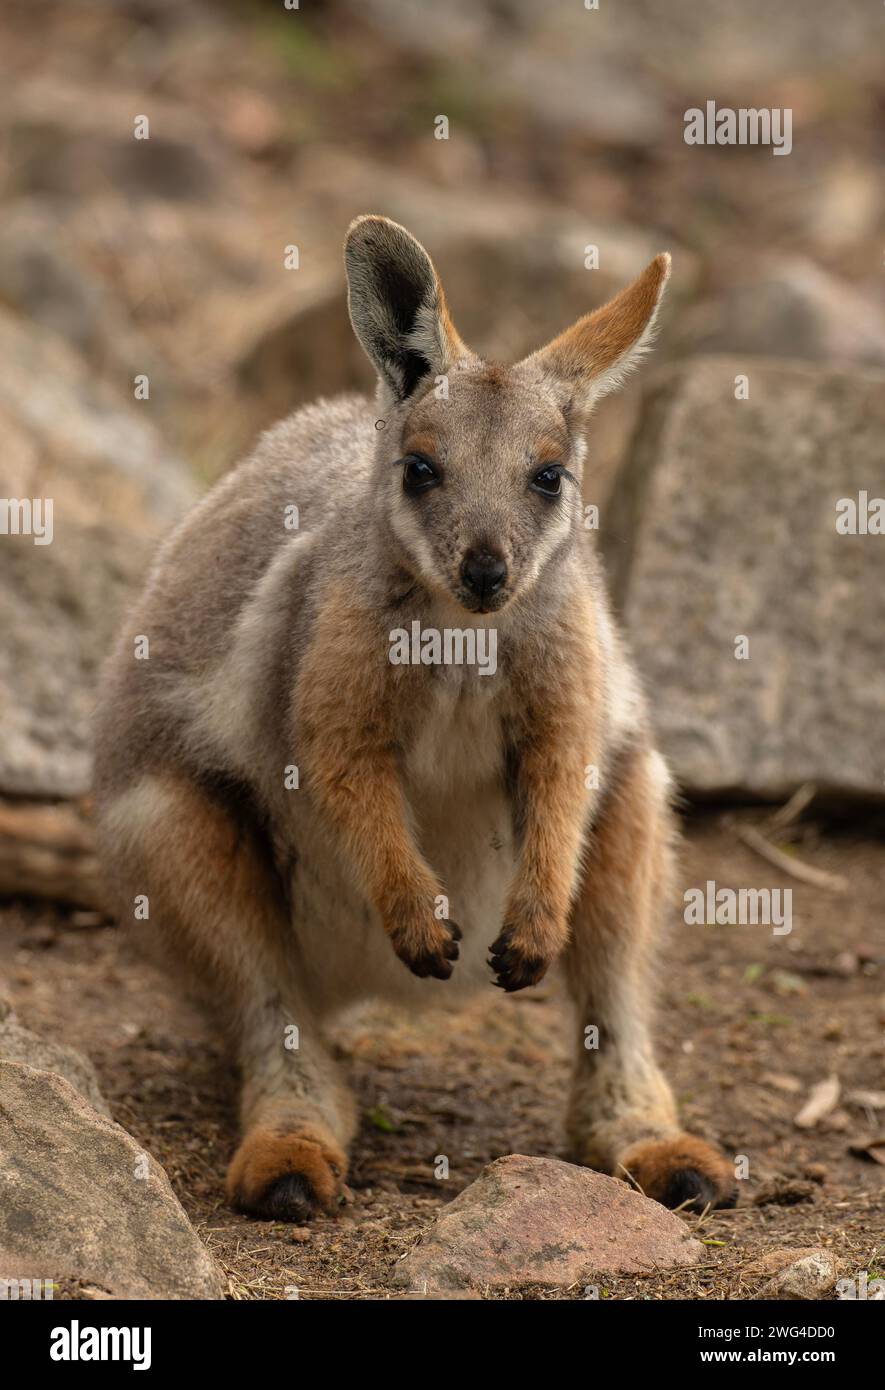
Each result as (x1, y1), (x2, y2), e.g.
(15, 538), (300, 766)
(246, 1172), (320, 1223)
(661, 1167), (720, 1212)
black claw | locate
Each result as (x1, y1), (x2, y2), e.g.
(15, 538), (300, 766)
(393, 918), (462, 981)
(661, 1168), (718, 1213)
(404, 944), (456, 980)
(247, 1172), (318, 1223)
(488, 930), (548, 992)
(427, 961), (454, 981)
(409, 952), (455, 980)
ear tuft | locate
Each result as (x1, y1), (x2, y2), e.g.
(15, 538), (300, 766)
(524, 252), (671, 407)
(344, 215), (467, 402)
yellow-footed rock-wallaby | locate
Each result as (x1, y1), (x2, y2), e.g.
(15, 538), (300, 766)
(94, 216), (736, 1221)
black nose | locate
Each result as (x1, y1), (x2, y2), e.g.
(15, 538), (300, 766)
(461, 549), (508, 600)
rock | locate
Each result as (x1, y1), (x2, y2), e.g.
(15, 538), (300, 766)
(0, 310), (197, 902)
(4, 76), (224, 203)
(0, 200), (168, 392)
(348, 0), (666, 145)
(747, 1246), (829, 1276)
(0, 1012), (108, 1116)
(676, 258), (885, 369)
(392, 1155), (704, 1293)
(759, 1250), (839, 1301)
(0, 1062), (224, 1300)
(606, 357), (885, 802)
(0, 309), (196, 806)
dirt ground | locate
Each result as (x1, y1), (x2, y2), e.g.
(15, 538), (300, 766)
(2, 809), (882, 1300)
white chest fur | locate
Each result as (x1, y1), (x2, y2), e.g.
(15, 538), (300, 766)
(403, 672), (506, 796)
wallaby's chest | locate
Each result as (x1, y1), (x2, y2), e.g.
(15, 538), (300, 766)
(402, 676), (507, 798)
(290, 676), (516, 1009)
(402, 679), (515, 969)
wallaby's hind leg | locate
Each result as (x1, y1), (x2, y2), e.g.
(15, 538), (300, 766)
(564, 745), (736, 1212)
(98, 771), (357, 1221)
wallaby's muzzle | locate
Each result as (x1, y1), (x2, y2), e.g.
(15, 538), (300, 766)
(460, 548), (508, 609)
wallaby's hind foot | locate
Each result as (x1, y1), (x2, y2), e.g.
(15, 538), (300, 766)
(565, 744), (734, 1213)
(618, 1135), (738, 1212)
(95, 771), (357, 1224)
(226, 1124), (348, 1222)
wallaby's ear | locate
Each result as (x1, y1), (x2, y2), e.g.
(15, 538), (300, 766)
(523, 253), (670, 410)
(344, 215), (469, 404)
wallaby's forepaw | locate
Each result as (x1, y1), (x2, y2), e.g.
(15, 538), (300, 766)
(618, 1135), (738, 1213)
(390, 916), (461, 980)
(226, 1126), (347, 1222)
(487, 921), (555, 992)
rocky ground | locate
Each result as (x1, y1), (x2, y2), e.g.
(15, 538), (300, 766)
(3, 813), (882, 1299)
(1, 0), (883, 1300)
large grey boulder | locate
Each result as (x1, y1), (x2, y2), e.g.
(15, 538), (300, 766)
(0, 1062), (224, 1300)
(676, 258), (885, 369)
(0, 310), (197, 903)
(0, 310), (196, 803)
(605, 357), (885, 801)
(0, 1004), (108, 1116)
(392, 1155), (703, 1293)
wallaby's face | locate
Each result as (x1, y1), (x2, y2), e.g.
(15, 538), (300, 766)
(345, 216), (670, 613)
(384, 368), (579, 614)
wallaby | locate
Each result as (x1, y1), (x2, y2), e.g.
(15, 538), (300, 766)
(93, 215), (736, 1222)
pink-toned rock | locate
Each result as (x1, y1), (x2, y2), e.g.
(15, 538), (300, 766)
(392, 1155), (704, 1293)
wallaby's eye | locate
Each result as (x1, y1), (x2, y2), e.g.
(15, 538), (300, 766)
(531, 464), (563, 497)
(401, 453), (440, 494)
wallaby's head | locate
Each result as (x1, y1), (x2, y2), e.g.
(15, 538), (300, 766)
(345, 215), (669, 615)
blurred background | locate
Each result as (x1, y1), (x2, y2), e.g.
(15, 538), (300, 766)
(3, 0), (884, 473)
(0, 0), (882, 1300)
